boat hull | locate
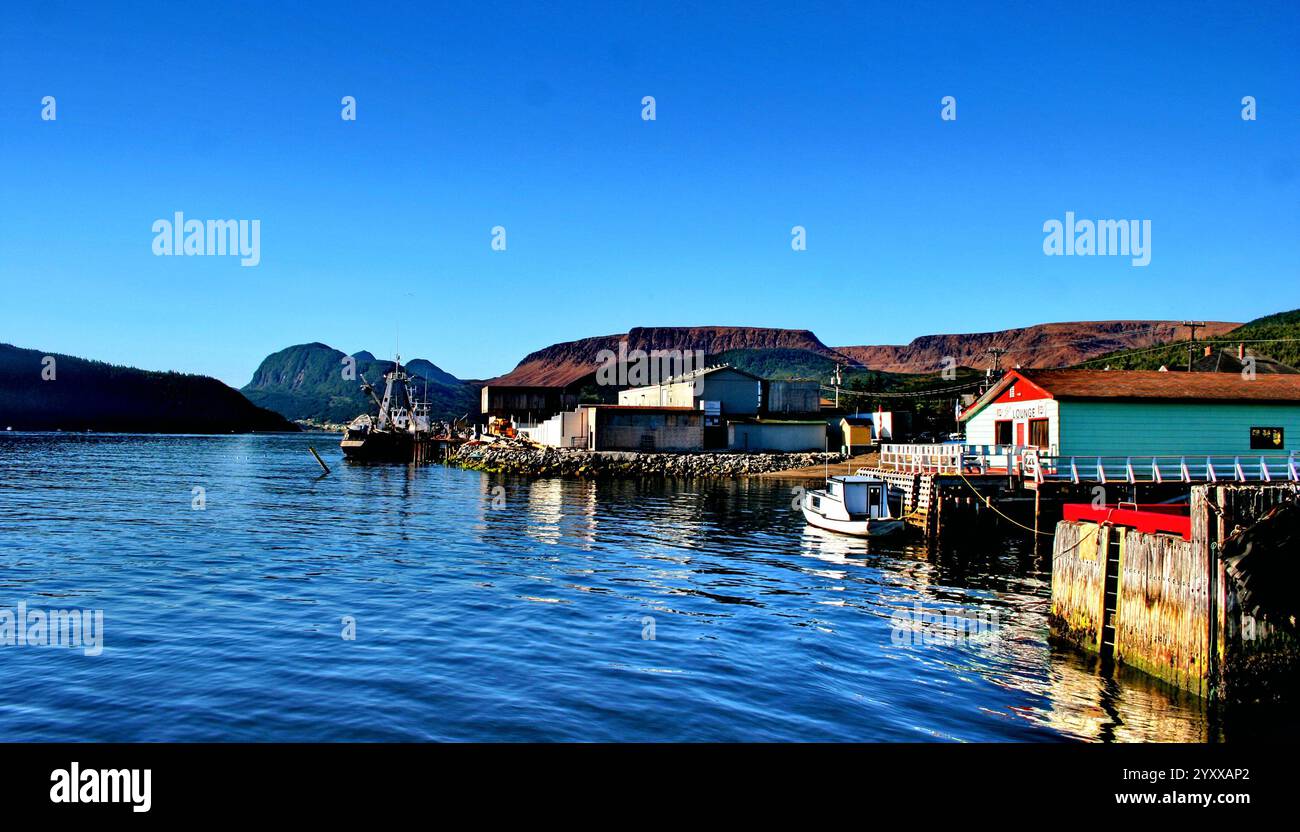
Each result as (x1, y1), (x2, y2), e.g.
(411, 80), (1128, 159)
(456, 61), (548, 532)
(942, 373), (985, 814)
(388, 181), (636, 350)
(340, 430), (413, 463)
(801, 505), (903, 538)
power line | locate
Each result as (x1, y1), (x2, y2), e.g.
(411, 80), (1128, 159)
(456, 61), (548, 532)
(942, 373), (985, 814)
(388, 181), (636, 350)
(1073, 336), (1300, 367)
(822, 379), (984, 399)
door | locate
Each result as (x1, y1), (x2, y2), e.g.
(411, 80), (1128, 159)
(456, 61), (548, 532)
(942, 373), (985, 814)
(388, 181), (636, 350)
(1015, 422), (1025, 447)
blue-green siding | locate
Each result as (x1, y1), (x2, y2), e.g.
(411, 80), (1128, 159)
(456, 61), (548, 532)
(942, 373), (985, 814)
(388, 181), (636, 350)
(1058, 400), (1299, 456)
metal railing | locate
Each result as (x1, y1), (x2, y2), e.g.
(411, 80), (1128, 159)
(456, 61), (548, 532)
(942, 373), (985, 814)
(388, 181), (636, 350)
(879, 443), (1029, 473)
(1022, 451), (1300, 484)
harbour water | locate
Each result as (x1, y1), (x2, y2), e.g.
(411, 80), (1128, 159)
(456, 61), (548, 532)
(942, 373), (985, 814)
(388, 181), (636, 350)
(0, 432), (1275, 742)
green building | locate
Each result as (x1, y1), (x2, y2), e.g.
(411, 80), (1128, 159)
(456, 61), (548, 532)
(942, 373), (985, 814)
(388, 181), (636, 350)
(960, 368), (1300, 457)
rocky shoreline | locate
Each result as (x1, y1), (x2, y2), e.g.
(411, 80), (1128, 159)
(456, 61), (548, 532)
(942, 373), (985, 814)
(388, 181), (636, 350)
(447, 441), (846, 478)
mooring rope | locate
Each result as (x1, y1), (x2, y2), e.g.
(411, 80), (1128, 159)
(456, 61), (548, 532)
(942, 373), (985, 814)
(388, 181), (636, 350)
(951, 468), (1106, 553)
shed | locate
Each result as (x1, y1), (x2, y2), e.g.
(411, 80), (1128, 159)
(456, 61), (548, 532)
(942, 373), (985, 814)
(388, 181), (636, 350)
(839, 415), (875, 455)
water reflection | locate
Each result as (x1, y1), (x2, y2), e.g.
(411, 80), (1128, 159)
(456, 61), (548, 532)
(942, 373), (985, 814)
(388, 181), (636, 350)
(0, 433), (1289, 741)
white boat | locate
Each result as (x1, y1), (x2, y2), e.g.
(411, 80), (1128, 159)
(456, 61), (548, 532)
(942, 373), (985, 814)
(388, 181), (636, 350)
(801, 475), (904, 537)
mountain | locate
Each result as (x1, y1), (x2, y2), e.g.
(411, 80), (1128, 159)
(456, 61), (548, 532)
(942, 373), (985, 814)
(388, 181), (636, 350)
(242, 343), (478, 425)
(489, 326), (844, 387)
(1081, 309), (1300, 371)
(835, 320), (1242, 373)
(488, 321), (1247, 389)
(0, 343), (296, 433)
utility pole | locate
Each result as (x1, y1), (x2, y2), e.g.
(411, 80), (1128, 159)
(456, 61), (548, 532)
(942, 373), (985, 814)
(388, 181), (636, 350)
(831, 363), (843, 409)
(982, 347), (1008, 393)
(1181, 320), (1206, 372)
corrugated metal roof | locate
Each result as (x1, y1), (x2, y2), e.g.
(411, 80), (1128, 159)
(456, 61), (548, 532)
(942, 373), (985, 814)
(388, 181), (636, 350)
(587, 404), (698, 411)
(661, 363), (763, 383)
(962, 368), (1300, 421)
(1022, 368), (1300, 402)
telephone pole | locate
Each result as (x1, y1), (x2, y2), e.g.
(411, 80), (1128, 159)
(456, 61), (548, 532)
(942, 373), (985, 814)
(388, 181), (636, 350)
(831, 363), (843, 409)
(1181, 320), (1206, 372)
(982, 347), (1008, 393)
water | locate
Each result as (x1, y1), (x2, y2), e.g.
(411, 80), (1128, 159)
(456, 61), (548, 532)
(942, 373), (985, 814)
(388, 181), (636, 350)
(0, 432), (1249, 742)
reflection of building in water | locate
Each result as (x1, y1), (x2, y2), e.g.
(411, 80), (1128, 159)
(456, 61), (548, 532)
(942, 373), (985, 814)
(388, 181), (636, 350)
(1040, 648), (1210, 742)
(529, 477), (599, 548)
(564, 479), (598, 549)
(526, 478), (565, 546)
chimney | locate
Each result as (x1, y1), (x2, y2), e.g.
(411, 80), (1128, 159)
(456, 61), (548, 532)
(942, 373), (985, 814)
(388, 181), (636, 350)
(1204, 345), (1212, 357)
(1238, 343), (1246, 360)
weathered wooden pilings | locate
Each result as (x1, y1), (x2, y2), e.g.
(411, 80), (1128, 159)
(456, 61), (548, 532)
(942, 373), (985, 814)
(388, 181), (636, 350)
(1050, 483), (1300, 699)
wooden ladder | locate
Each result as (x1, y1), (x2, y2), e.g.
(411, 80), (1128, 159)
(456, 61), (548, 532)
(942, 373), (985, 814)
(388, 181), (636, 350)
(1099, 528), (1122, 660)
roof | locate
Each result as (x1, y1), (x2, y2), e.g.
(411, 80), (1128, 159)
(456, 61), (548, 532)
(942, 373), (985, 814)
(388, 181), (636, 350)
(586, 404), (698, 412)
(485, 366), (597, 389)
(1188, 348), (1298, 375)
(831, 475), (885, 483)
(660, 363), (763, 384)
(840, 415), (874, 425)
(961, 368), (1300, 421)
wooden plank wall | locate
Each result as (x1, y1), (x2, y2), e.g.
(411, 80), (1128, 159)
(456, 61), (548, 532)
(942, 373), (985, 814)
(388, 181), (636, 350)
(1113, 528), (1207, 696)
(1050, 520), (1107, 647)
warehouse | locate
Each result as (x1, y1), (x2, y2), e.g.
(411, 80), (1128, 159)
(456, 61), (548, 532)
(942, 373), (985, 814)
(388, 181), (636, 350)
(616, 364), (762, 415)
(960, 368), (1300, 456)
(585, 405), (703, 452)
(728, 420), (826, 452)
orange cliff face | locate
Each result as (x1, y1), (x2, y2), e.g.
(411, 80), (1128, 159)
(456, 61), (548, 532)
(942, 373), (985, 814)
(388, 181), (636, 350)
(486, 326), (843, 387)
(833, 320), (1243, 373)
(482, 320), (1246, 388)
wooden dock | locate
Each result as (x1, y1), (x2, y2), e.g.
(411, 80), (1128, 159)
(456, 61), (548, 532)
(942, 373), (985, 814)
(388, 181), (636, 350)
(855, 465), (1018, 543)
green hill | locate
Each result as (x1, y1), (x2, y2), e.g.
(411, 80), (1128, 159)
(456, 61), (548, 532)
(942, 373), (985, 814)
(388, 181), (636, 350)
(1077, 309), (1300, 370)
(0, 343), (297, 433)
(242, 343), (478, 425)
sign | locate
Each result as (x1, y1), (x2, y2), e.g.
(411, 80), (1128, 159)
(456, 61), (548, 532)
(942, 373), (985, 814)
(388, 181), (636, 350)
(1250, 427), (1284, 450)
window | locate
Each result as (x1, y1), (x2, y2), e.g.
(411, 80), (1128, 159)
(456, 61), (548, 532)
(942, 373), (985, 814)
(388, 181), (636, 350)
(994, 420), (1012, 445)
(1028, 418), (1050, 449)
(1250, 427), (1284, 450)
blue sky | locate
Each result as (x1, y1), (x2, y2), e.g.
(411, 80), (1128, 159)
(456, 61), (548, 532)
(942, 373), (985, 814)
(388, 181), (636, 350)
(1, 1), (1296, 386)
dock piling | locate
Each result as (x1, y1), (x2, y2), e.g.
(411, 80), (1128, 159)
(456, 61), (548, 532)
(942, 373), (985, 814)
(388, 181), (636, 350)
(308, 446), (331, 474)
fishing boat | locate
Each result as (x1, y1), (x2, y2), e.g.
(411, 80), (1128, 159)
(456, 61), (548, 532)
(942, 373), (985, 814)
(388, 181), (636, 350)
(801, 475), (903, 537)
(340, 358), (425, 462)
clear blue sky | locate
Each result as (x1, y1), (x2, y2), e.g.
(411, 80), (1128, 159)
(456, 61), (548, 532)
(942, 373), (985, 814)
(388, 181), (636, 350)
(2, 1), (1296, 386)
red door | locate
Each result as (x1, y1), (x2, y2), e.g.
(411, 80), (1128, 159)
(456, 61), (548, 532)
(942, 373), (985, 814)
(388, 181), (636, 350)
(1015, 422), (1025, 447)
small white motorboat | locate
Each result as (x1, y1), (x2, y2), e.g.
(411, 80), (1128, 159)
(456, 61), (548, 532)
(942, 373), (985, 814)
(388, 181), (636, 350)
(801, 475), (904, 537)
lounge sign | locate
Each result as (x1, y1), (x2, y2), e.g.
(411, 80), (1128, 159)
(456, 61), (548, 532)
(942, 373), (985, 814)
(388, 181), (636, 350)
(1249, 427), (1284, 450)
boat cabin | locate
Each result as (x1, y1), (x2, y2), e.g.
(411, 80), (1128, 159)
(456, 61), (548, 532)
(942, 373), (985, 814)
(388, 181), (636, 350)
(815, 475), (891, 519)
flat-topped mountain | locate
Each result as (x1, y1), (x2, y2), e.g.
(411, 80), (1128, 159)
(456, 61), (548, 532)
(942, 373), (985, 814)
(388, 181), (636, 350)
(836, 320), (1242, 373)
(0, 343), (296, 433)
(488, 320), (1246, 386)
(490, 326), (843, 386)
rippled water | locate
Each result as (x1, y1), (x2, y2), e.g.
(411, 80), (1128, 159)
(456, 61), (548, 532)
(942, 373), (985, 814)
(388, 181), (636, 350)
(0, 432), (1243, 741)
